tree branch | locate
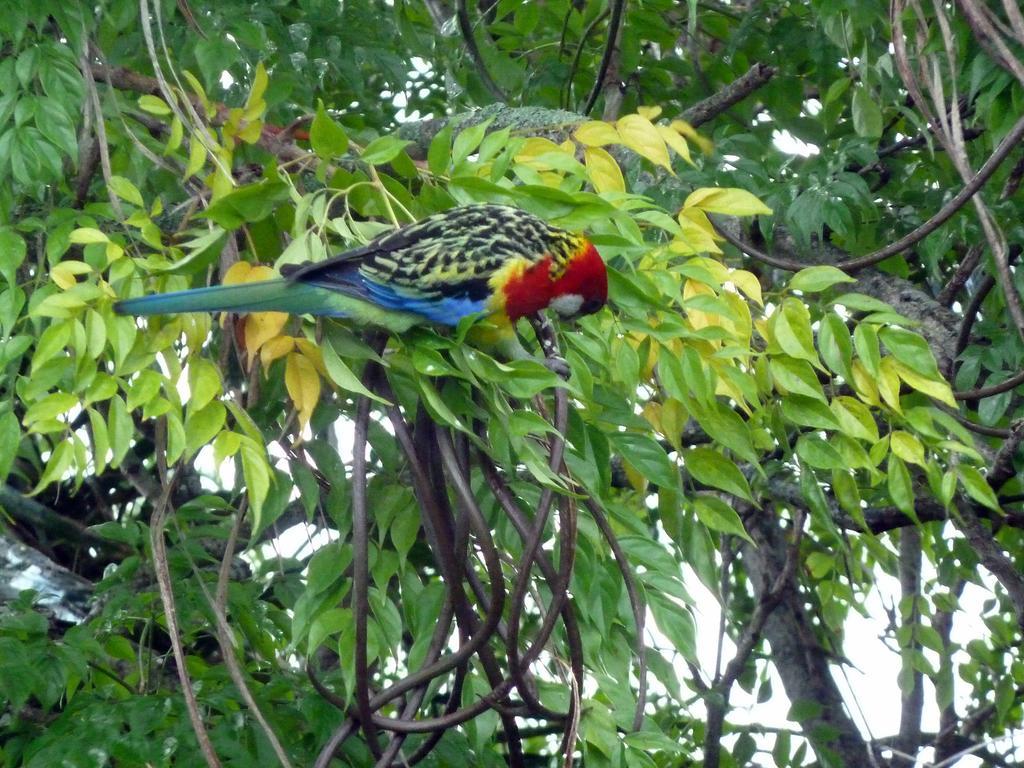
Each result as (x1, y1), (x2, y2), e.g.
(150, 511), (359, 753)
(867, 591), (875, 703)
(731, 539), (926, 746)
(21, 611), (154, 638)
(680, 63), (777, 127)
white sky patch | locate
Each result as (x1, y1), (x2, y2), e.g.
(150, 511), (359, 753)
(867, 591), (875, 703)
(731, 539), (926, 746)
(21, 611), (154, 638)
(773, 129), (820, 157)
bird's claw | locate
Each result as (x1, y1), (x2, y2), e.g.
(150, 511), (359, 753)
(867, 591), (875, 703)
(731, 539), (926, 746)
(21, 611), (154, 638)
(544, 356), (571, 380)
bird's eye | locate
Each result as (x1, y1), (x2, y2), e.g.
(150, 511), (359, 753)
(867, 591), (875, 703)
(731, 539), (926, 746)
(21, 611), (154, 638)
(579, 298), (604, 316)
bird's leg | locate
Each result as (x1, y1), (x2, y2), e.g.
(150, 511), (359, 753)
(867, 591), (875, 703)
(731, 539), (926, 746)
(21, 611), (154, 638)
(527, 313), (570, 380)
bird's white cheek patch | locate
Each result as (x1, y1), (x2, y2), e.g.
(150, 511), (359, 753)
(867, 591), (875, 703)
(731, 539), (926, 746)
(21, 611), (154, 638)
(549, 293), (584, 317)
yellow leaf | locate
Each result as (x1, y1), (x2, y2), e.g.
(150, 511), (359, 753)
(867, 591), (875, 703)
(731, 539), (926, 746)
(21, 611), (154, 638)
(573, 120), (621, 147)
(260, 335), (295, 367)
(878, 357), (902, 412)
(615, 114), (673, 171)
(657, 124), (693, 166)
(890, 430), (926, 467)
(244, 311), (288, 361)
(285, 351), (322, 431)
(671, 120), (714, 154)
(583, 146), (625, 193)
(294, 339), (328, 376)
(892, 361), (956, 407)
(636, 105), (663, 121)
(684, 187), (772, 216)
(222, 261), (254, 285)
(729, 269), (763, 307)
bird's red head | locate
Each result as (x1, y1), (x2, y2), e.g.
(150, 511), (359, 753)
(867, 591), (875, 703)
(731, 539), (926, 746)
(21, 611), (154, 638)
(501, 240), (607, 322)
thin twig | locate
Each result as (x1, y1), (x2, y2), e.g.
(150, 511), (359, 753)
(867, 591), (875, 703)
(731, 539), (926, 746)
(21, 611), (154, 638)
(582, 0), (627, 116)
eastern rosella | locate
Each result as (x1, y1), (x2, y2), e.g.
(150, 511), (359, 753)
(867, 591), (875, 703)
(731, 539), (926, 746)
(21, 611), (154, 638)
(114, 205), (607, 338)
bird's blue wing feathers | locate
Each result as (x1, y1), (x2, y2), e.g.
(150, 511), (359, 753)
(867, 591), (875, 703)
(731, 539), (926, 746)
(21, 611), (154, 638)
(358, 278), (487, 325)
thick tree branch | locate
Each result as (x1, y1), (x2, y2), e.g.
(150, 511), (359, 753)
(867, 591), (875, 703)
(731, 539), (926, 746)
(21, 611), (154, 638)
(680, 63), (777, 127)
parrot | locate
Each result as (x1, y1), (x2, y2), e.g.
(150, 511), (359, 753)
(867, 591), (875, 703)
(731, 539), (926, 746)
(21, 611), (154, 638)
(114, 205), (607, 345)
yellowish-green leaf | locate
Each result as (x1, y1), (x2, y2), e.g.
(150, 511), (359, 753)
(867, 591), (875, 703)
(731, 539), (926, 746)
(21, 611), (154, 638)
(68, 228), (109, 245)
(890, 430), (925, 466)
(636, 105), (663, 121)
(583, 146), (625, 193)
(670, 119), (714, 154)
(51, 261), (91, 290)
(672, 208), (722, 255)
(616, 113), (673, 171)
(684, 187), (772, 216)
(656, 124), (693, 166)
(774, 298), (818, 364)
(878, 357), (902, 412)
(138, 94), (172, 116)
(893, 361), (956, 407)
(729, 269), (763, 307)
(573, 120), (621, 147)
(244, 61), (269, 119)
(108, 176), (144, 207)
(788, 265), (856, 293)
(186, 138), (206, 178)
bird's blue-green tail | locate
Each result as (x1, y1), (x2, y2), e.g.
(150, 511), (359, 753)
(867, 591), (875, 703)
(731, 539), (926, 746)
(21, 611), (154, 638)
(114, 279), (333, 316)
(113, 279), (424, 333)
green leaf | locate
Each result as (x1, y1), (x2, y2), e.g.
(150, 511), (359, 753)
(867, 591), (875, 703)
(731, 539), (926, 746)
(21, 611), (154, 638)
(0, 227), (27, 287)
(187, 358), (222, 411)
(852, 85), (883, 138)
(648, 592), (697, 660)
(788, 265), (856, 293)
(958, 466), (1001, 512)
(818, 312), (853, 380)
(879, 327), (941, 379)
(427, 124), (453, 176)
(795, 434), (845, 469)
(774, 298), (818, 363)
(322, 339), (390, 404)
(771, 356), (826, 401)
(853, 323), (881, 377)
(107, 396), (132, 468)
(610, 432), (678, 490)
(0, 411), (20, 481)
(184, 400), (226, 457)
(310, 100), (349, 158)
(683, 447), (754, 502)
(781, 395), (841, 430)
(241, 438), (271, 534)
(693, 494), (753, 542)
(887, 454), (915, 516)
(360, 136), (412, 165)
(452, 118), (493, 166)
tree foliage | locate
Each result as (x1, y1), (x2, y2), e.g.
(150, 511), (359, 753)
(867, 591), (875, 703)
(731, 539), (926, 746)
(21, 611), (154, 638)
(1, 1), (1024, 767)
